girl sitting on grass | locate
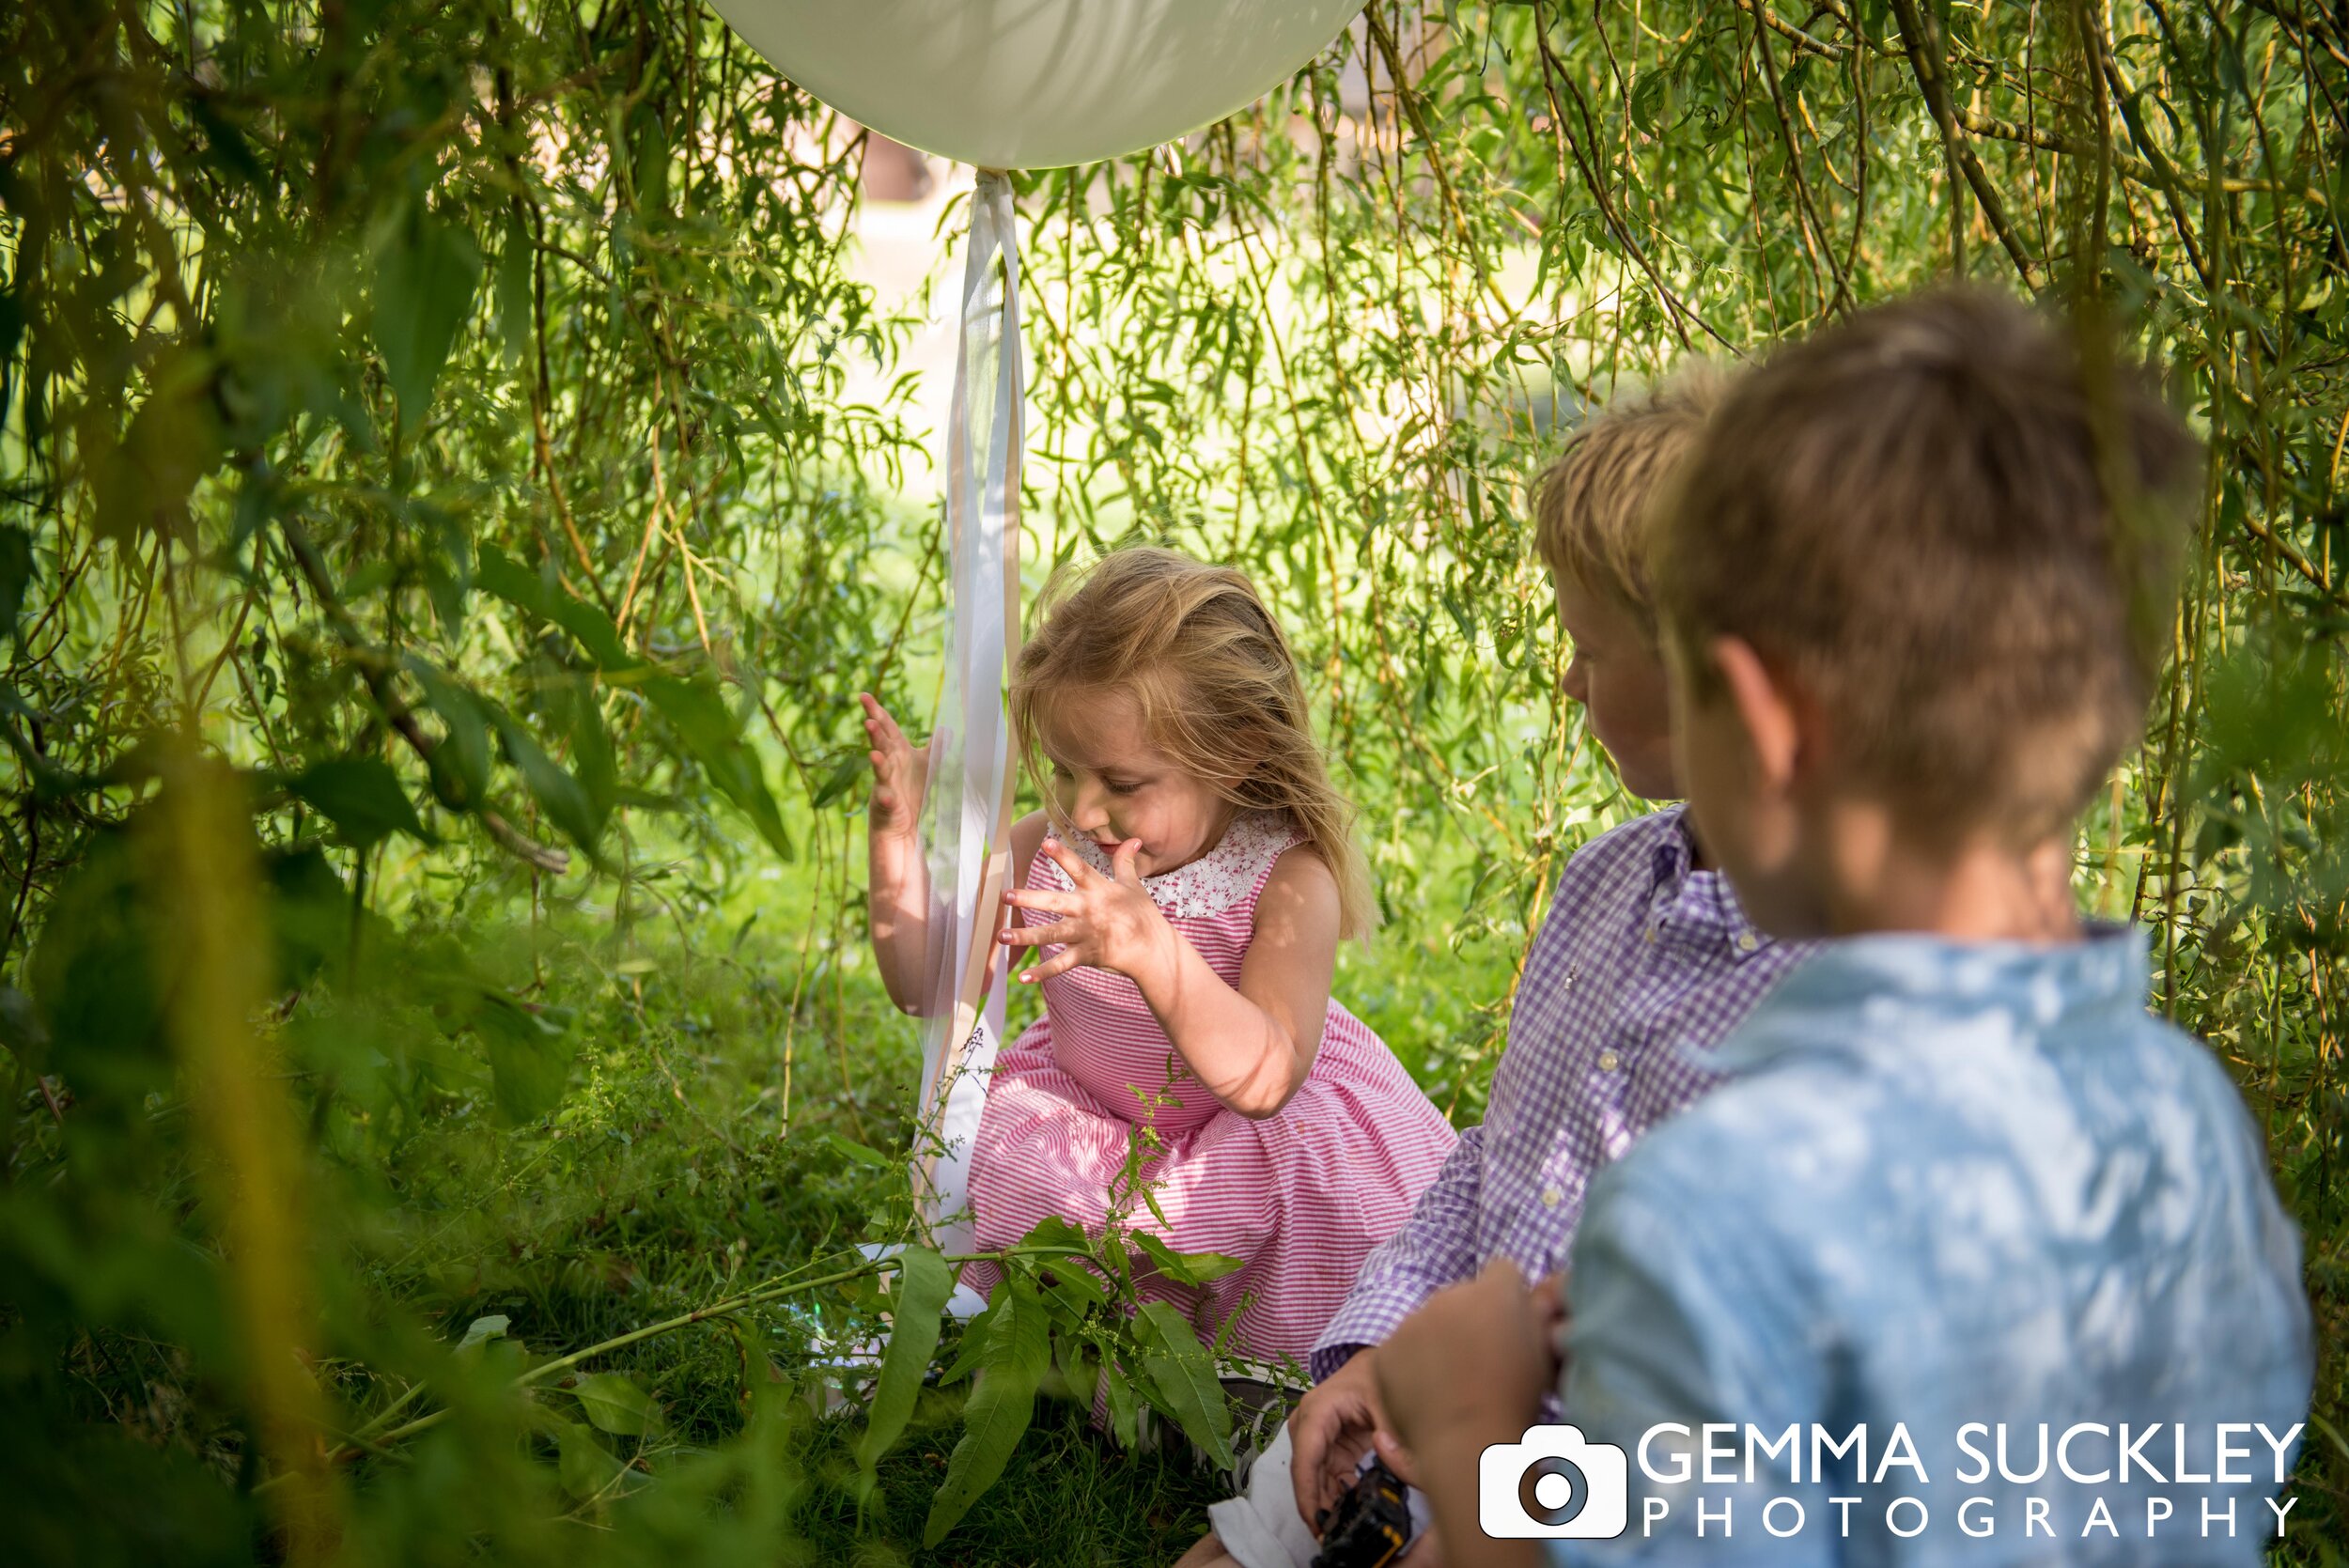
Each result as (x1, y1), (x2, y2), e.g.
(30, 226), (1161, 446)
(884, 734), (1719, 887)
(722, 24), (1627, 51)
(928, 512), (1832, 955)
(860, 547), (1455, 1362)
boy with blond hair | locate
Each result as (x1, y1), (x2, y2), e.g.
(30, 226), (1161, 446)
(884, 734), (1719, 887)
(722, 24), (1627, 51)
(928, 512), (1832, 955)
(1178, 374), (1809, 1568)
(1377, 289), (2313, 1565)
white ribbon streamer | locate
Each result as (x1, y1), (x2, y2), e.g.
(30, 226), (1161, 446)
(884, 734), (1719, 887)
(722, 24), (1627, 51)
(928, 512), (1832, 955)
(912, 171), (1022, 1252)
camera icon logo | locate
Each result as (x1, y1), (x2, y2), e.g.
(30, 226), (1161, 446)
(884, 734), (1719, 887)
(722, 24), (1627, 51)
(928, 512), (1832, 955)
(1478, 1424), (1629, 1539)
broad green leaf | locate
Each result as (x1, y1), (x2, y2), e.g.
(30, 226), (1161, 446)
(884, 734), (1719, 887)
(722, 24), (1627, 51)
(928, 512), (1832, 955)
(0, 524), (34, 638)
(1099, 1358), (1141, 1450)
(496, 210), (534, 368)
(286, 756), (432, 851)
(374, 211), (482, 430)
(1128, 1232), (1191, 1281)
(935, 1296), (998, 1388)
(405, 659), (492, 812)
(458, 1313), (510, 1351)
(475, 545), (640, 675)
(809, 752), (863, 810)
(554, 1417), (630, 1498)
(473, 989), (579, 1122)
(90, 347), (225, 546)
(827, 1132), (892, 1168)
(1130, 1233), (1243, 1285)
(560, 680), (616, 838)
(474, 541), (554, 620)
(856, 1247), (954, 1472)
(644, 675), (790, 859)
(487, 702), (600, 850)
(923, 1278), (1050, 1546)
(571, 1371), (655, 1436)
(1018, 1215), (1096, 1256)
(1133, 1299), (1232, 1469)
(1034, 1258), (1109, 1319)
(25, 830), (164, 1094)
(1175, 1250), (1244, 1283)
(264, 846), (350, 989)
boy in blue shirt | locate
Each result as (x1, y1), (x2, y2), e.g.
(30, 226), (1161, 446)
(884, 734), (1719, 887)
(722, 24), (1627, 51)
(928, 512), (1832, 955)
(1371, 289), (2313, 1564)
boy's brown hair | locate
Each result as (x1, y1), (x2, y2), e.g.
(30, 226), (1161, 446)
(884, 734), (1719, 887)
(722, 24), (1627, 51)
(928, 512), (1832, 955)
(1532, 372), (1723, 635)
(1653, 287), (2196, 846)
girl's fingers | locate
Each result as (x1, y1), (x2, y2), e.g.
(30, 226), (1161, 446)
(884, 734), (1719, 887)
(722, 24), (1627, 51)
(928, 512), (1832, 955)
(1018, 948), (1086, 984)
(860, 692), (909, 749)
(1040, 835), (1098, 883)
(1002, 886), (1080, 916)
(999, 920), (1078, 950)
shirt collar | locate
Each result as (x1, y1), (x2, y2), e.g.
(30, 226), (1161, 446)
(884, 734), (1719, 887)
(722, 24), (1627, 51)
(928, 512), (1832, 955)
(1709, 923), (2153, 1073)
(1645, 804), (1773, 963)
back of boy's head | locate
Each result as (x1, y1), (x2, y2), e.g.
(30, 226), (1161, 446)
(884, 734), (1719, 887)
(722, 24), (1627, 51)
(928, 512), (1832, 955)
(1012, 545), (1376, 937)
(1532, 371), (1724, 634)
(1654, 287), (2197, 846)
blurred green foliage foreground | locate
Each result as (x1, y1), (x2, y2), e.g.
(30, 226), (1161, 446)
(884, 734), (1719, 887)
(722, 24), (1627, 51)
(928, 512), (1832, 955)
(2, 1), (2346, 1562)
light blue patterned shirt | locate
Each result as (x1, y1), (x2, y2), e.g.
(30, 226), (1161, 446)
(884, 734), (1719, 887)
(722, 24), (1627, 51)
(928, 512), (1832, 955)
(1547, 929), (2312, 1565)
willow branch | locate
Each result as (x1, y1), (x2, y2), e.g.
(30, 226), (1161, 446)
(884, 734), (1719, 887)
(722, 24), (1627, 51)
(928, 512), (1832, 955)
(276, 517), (571, 876)
(1887, 0), (2042, 291)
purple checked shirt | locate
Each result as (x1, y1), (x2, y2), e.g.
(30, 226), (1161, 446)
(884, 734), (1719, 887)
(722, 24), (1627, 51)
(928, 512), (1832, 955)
(1310, 805), (1806, 1380)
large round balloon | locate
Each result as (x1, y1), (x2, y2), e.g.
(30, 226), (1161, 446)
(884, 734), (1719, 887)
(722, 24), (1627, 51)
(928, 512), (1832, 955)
(708, 0), (1364, 170)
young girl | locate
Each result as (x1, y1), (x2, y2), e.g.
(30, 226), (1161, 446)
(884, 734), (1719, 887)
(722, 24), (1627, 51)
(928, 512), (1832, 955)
(860, 547), (1455, 1362)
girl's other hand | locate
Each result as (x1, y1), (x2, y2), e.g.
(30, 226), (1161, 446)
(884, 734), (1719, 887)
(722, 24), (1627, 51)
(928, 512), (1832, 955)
(860, 692), (927, 841)
(1000, 836), (1175, 986)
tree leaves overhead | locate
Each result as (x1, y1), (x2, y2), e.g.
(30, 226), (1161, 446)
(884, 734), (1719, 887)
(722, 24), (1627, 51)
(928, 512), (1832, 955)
(488, 702), (602, 853)
(285, 757), (433, 852)
(374, 212), (484, 433)
(642, 675), (792, 861)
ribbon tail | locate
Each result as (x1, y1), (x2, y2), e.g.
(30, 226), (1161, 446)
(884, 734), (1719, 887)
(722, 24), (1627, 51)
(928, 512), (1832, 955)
(911, 171), (1023, 1253)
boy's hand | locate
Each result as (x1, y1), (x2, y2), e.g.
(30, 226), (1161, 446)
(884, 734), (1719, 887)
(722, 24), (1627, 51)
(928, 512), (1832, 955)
(1290, 1343), (1393, 1533)
(859, 693), (927, 841)
(1374, 1262), (1553, 1482)
(999, 836), (1176, 986)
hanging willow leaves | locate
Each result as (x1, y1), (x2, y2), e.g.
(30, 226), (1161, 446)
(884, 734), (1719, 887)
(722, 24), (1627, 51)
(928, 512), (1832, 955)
(642, 675), (793, 860)
(284, 757), (433, 852)
(488, 702), (601, 852)
(374, 211), (484, 432)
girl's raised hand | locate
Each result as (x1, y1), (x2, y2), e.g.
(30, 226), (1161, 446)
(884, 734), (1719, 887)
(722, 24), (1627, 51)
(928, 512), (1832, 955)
(859, 692), (927, 840)
(1000, 835), (1176, 986)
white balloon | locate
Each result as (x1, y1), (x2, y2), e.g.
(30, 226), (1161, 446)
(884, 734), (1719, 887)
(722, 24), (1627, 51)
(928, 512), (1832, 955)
(707, 0), (1363, 170)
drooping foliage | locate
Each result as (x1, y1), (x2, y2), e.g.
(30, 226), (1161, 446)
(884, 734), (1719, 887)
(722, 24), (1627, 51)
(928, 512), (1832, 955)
(1, 1), (2342, 1561)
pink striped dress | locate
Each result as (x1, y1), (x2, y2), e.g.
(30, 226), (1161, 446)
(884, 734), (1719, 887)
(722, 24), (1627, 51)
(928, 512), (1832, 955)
(966, 812), (1456, 1362)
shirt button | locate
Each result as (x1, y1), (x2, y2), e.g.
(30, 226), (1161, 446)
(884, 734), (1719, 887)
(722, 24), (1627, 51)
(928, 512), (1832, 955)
(1644, 925), (1659, 944)
(1735, 931), (1759, 953)
(1597, 1048), (1621, 1073)
(1542, 1187), (1563, 1209)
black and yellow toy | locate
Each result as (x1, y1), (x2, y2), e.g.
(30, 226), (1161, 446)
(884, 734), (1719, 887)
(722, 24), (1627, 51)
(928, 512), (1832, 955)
(1311, 1456), (1414, 1568)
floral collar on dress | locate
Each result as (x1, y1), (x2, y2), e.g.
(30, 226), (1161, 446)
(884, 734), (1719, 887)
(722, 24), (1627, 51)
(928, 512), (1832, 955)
(1055, 810), (1303, 920)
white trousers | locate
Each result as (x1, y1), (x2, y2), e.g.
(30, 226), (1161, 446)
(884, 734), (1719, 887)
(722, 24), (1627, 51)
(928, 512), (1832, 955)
(1206, 1424), (1435, 1568)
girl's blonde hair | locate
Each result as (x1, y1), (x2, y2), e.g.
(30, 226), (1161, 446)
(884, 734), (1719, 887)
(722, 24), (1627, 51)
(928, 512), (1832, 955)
(1010, 547), (1376, 939)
